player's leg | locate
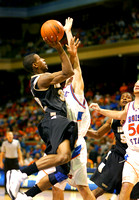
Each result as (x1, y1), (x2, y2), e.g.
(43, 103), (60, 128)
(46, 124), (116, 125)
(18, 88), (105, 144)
(52, 186), (64, 200)
(119, 158), (139, 200)
(92, 187), (105, 198)
(76, 185), (96, 200)
(6, 139), (71, 199)
(35, 139), (71, 170)
(15, 174), (52, 200)
(16, 166), (68, 200)
(119, 182), (134, 200)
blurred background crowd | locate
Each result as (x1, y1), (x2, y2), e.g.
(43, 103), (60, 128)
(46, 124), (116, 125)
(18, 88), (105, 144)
(0, 0), (139, 169)
(0, 4), (139, 59)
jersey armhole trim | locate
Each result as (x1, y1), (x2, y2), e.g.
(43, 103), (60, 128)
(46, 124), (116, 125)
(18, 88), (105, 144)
(122, 102), (131, 127)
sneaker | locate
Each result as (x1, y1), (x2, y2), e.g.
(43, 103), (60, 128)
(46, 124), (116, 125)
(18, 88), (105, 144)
(6, 170), (27, 200)
(15, 192), (33, 200)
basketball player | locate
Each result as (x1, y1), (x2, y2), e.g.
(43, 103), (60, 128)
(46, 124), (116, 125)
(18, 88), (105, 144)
(86, 92), (139, 200)
(89, 80), (139, 200)
(42, 17), (95, 200)
(6, 32), (78, 199)
(14, 17), (96, 200)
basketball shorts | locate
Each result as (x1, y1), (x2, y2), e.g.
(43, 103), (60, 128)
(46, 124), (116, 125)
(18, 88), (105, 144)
(36, 141), (88, 190)
(90, 150), (125, 194)
(38, 113), (78, 154)
(122, 153), (139, 185)
(67, 138), (88, 187)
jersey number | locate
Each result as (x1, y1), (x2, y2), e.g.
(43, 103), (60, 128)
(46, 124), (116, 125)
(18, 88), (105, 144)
(128, 123), (139, 136)
(120, 134), (127, 143)
(58, 89), (65, 101)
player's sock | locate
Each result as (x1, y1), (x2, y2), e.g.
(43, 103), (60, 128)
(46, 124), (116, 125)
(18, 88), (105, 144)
(21, 162), (39, 176)
(25, 184), (42, 197)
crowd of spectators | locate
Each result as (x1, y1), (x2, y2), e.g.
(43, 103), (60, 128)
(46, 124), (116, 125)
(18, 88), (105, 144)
(0, 7), (139, 59)
(0, 80), (134, 168)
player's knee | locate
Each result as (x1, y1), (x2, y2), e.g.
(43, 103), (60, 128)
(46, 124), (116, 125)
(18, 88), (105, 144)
(78, 185), (89, 193)
(52, 186), (63, 195)
(58, 153), (71, 164)
(77, 185), (93, 198)
(121, 182), (133, 195)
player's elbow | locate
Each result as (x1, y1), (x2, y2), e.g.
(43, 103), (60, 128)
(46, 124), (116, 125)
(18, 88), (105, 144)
(68, 70), (74, 77)
(63, 71), (74, 80)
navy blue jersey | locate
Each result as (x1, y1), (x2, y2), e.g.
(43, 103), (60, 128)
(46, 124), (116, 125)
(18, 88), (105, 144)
(31, 74), (67, 117)
(111, 119), (128, 157)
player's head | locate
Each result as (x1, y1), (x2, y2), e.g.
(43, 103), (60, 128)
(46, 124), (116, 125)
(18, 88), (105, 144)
(6, 131), (13, 143)
(133, 80), (139, 96)
(23, 53), (48, 74)
(120, 92), (133, 109)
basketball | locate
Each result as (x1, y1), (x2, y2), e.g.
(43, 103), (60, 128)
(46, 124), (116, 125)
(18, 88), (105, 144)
(41, 20), (64, 42)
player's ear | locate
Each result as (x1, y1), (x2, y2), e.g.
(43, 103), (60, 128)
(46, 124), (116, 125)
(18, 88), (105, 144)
(32, 62), (38, 69)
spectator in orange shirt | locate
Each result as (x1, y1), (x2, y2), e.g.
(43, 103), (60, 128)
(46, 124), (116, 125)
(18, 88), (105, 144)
(119, 82), (128, 94)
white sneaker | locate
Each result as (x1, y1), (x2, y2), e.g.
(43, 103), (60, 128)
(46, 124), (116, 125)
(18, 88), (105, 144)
(6, 170), (27, 199)
(15, 192), (33, 200)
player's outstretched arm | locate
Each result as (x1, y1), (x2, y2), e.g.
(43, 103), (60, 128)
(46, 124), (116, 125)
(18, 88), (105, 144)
(90, 103), (127, 120)
(86, 118), (112, 139)
(39, 37), (74, 87)
(64, 17), (84, 94)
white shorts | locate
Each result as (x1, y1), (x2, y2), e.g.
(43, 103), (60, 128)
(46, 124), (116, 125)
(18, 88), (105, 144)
(122, 153), (139, 185)
(36, 138), (88, 190)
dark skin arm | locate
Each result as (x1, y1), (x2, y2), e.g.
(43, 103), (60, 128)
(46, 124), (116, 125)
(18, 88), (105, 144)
(37, 37), (74, 89)
(86, 118), (112, 139)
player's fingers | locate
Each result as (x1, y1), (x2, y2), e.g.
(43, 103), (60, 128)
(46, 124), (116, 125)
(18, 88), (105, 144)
(75, 38), (80, 46)
(43, 37), (51, 44)
(89, 103), (95, 108)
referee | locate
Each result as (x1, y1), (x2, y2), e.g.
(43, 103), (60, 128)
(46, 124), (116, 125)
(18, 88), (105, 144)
(0, 131), (23, 194)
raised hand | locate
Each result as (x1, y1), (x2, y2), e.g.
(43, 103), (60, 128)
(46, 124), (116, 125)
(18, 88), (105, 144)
(43, 36), (62, 50)
(64, 17), (73, 33)
(66, 37), (80, 57)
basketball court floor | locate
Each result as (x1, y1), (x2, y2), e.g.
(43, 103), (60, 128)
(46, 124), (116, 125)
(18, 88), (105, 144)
(0, 187), (117, 200)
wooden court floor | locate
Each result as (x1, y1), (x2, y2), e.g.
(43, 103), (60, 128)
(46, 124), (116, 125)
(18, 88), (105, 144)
(0, 187), (117, 200)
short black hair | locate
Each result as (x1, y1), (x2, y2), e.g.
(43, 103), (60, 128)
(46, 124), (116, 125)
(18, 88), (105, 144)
(23, 53), (36, 74)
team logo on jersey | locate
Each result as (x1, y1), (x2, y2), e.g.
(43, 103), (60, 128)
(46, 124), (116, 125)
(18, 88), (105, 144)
(130, 137), (139, 145)
(128, 115), (139, 123)
(64, 91), (69, 97)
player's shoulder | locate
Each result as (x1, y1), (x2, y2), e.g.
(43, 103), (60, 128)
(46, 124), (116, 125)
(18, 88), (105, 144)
(125, 101), (134, 111)
(2, 140), (7, 145)
(31, 73), (51, 80)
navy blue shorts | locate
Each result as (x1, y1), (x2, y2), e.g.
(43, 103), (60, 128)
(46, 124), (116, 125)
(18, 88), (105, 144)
(38, 114), (78, 155)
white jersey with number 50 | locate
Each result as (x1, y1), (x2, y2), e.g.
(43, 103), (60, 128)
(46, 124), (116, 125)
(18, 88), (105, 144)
(63, 84), (91, 140)
(123, 101), (139, 156)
